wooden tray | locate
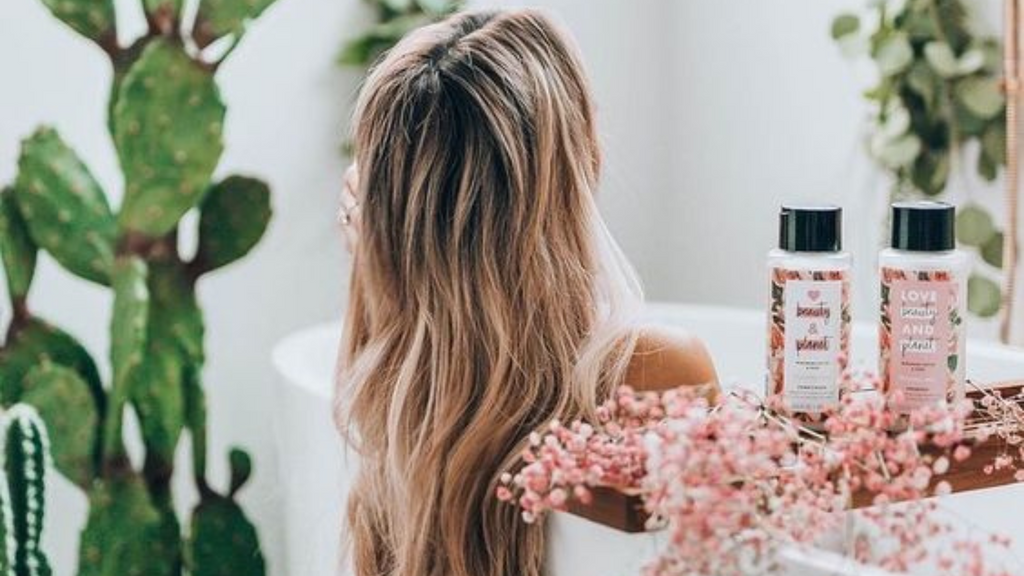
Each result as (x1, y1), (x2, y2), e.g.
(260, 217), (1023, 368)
(567, 381), (1024, 533)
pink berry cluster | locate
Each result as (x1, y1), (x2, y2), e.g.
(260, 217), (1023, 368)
(498, 379), (1018, 576)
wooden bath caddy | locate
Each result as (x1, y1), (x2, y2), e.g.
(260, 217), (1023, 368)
(566, 381), (1024, 533)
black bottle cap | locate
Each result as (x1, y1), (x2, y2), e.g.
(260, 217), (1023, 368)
(890, 201), (955, 252)
(778, 204), (843, 252)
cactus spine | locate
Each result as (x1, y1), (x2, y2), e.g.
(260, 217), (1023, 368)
(0, 0), (277, 572)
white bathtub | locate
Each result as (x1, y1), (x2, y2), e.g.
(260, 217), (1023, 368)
(272, 303), (1024, 576)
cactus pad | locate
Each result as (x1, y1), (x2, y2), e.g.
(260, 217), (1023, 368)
(0, 318), (103, 407)
(78, 476), (175, 576)
(129, 344), (185, 466)
(20, 364), (97, 488)
(187, 494), (265, 576)
(194, 0), (279, 46)
(0, 189), (37, 300)
(112, 39), (225, 237)
(38, 0), (116, 44)
(106, 257), (148, 458)
(195, 176), (271, 274)
(3, 405), (52, 576)
(13, 128), (116, 285)
(148, 261), (203, 365)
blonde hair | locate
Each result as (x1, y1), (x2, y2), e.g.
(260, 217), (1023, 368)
(335, 10), (643, 576)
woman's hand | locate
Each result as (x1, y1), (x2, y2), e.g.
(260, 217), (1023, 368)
(339, 164), (361, 254)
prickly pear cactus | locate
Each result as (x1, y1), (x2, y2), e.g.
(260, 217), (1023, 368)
(0, 0), (278, 572)
(1, 405), (53, 576)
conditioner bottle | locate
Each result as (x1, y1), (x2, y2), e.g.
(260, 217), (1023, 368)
(767, 205), (852, 425)
(880, 201), (968, 413)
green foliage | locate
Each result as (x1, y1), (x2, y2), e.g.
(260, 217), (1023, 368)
(1, 405), (52, 576)
(21, 364), (97, 488)
(195, 176), (272, 273)
(14, 128), (116, 285)
(0, 0), (274, 572)
(113, 40), (225, 237)
(833, 0), (1007, 319)
(339, 0), (464, 66)
(968, 273), (1002, 317)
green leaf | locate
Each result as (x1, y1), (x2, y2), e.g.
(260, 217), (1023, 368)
(923, 42), (960, 78)
(416, 0), (460, 15)
(106, 256), (149, 458)
(873, 133), (921, 169)
(910, 151), (950, 196)
(194, 0), (279, 46)
(143, 0), (183, 21)
(906, 63), (937, 109)
(195, 176), (272, 273)
(38, 0), (116, 43)
(14, 127), (117, 285)
(981, 121), (1007, 168)
(876, 34), (913, 76)
(948, 354), (959, 372)
(113, 40), (226, 237)
(21, 363), (97, 488)
(956, 204), (996, 247)
(956, 77), (1005, 119)
(383, 0), (413, 11)
(968, 274), (1001, 318)
(188, 495), (265, 576)
(0, 189), (37, 299)
(982, 231), (1004, 269)
(831, 14), (860, 40)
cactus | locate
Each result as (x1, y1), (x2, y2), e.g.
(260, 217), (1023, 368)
(13, 128), (117, 286)
(0, 405), (53, 576)
(0, 0), (277, 572)
(113, 40), (225, 237)
(195, 176), (272, 274)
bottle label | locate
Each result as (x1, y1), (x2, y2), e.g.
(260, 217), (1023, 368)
(768, 268), (850, 419)
(880, 268), (962, 412)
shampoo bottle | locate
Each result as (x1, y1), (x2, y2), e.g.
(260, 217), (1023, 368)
(767, 205), (852, 424)
(880, 201), (968, 413)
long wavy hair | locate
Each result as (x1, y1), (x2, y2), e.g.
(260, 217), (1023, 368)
(335, 9), (643, 576)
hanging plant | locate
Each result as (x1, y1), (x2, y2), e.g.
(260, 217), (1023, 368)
(338, 0), (464, 67)
(832, 0), (1007, 318)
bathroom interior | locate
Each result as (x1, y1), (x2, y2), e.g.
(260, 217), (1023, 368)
(4, 0), (1024, 574)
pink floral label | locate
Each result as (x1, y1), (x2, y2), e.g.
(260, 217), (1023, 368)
(782, 279), (843, 412)
(887, 277), (953, 411)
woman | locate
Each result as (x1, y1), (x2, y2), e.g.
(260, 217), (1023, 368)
(335, 9), (718, 576)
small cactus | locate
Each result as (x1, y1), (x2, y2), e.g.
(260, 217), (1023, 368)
(194, 176), (272, 274)
(2, 0), (275, 573)
(112, 39), (225, 237)
(0, 405), (53, 576)
(13, 128), (116, 286)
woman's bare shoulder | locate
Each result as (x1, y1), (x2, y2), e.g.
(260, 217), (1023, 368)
(624, 325), (719, 395)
